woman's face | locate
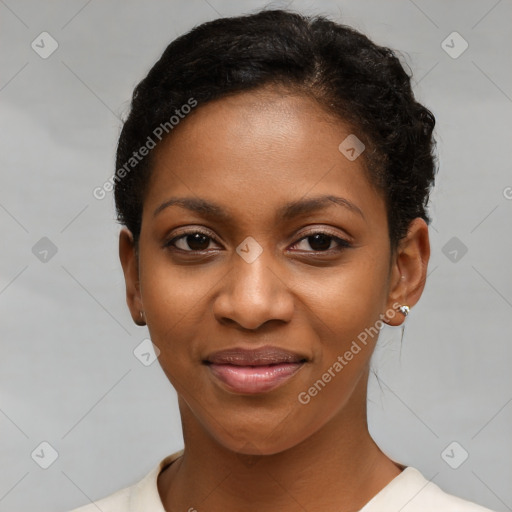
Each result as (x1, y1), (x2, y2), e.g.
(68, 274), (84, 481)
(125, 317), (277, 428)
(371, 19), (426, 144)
(121, 87), (426, 455)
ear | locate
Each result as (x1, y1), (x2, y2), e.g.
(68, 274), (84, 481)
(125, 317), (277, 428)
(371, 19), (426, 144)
(119, 228), (145, 326)
(383, 218), (430, 326)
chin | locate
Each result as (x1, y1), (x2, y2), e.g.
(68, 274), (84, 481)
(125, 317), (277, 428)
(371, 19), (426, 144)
(223, 436), (299, 458)
(204, 411), (316, 458)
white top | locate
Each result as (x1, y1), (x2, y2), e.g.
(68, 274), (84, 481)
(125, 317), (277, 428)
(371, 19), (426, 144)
(68, 450), (496, 512)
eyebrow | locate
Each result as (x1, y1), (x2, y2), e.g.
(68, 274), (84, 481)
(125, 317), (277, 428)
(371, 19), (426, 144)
(153, 194), (365, 222)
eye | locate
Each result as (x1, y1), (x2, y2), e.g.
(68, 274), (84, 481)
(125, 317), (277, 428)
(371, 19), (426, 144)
(164, 228), (352, 254)
(165, 230), (220, 252)
(290, 231), (352, 253)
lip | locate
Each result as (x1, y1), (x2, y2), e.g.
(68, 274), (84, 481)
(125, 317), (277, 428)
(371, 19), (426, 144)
(204, 346), (307, 394)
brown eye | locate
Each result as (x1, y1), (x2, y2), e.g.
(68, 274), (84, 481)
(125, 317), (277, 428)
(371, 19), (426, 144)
(166, 231), (218, 252)
(305, 233), (333, 251)
(182, 233), (211, 251)
(290, 231), (352, 253)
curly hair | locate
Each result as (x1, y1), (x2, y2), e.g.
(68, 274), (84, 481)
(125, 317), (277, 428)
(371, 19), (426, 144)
(114, 9), (436, 251)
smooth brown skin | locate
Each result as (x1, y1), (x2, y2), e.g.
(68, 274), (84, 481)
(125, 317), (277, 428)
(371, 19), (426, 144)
(119, 87), (430, 512)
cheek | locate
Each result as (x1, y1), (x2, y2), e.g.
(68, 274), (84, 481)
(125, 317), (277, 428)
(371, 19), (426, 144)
(139, 244), (215, 330)
(308, 249), (390, 343)
(138, 252), (211, 378)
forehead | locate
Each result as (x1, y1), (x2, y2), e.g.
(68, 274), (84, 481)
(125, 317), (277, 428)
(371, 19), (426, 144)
(143, 87), (385, 228)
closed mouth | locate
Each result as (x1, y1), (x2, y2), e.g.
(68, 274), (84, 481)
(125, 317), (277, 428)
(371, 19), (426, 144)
(203, 345), (308, 394)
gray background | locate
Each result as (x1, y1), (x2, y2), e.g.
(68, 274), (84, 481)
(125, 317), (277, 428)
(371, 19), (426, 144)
(1, 0), (511, 511)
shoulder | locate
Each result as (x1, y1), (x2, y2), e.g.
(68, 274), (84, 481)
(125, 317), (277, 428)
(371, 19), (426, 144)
(66, 450), (183, 512)
(361, 466), (497, 512)
(67, 486), (130, 512)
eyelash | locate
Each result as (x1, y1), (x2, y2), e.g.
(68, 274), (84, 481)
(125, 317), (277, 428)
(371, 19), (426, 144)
(164, 228), (352, 254)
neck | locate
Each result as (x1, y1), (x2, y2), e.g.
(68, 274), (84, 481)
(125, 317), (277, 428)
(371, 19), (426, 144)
(158, 371), (402, 512)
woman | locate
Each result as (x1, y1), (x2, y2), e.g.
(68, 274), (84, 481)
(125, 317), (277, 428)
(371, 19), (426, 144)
(69, 8), (496, 512)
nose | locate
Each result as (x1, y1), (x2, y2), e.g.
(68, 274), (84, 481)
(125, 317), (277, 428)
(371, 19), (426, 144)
(212, 250), (295, 331)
